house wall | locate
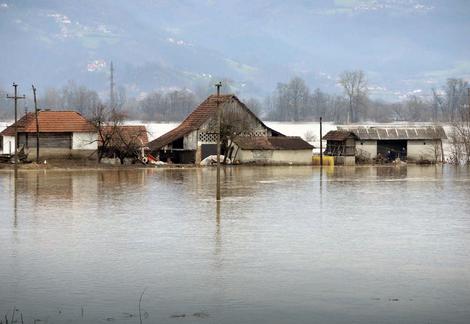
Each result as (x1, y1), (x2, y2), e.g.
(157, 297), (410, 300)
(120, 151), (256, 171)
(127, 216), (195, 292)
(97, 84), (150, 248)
(27, 148), (97, 160)
(2, 135), (15, 155)
(183, 130), (198, 150)
(356, 140), (377, 159)
(236, 149), (312, 165)
(407, 140), (442, 162)
(197, 101), (269, 145)
(72, 132), (98, 150)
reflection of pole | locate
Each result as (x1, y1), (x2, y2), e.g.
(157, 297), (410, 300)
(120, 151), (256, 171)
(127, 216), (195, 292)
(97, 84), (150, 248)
(6, 83), (26, 166)
(14, 168), (18, 227)
(215, 82), (222, 201)
(320, 117), (323, 167)
(32, 85), (40, 163)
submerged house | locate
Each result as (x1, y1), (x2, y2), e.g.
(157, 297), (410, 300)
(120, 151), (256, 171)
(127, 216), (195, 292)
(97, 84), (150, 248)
(323, 125), (447, 164)
(1, 110), (98, 159)
(148, 94), (313, 164)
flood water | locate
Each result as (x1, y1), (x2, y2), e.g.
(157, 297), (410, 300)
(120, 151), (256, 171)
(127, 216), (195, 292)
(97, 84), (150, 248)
(1, 166), (469, 324)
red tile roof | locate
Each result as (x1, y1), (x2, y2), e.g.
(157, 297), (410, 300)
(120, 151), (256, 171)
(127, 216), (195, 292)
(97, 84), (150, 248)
(1, 111), (96, 136)
(234, 136), (314, 150)
(100, 125), (149, 147)
(148, 94), (283, 150)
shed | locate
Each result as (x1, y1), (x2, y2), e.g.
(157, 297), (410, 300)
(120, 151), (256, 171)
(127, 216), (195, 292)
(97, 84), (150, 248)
(338, 125), (447, 163)
(1, 110), (98, 160)
(233, 136), (314, 165)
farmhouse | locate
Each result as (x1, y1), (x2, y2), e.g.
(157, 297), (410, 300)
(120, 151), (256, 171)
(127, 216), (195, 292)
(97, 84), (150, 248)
(148, 94), (313, 165)
(323, 125), (447, 164)
(1, 110), (98, 160)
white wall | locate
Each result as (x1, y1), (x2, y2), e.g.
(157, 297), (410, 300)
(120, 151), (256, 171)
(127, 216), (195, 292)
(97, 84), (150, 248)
(407, 140), (442, 162)
(2, 135), (15, 154)
(237, 149), (312, 165)
(355, 140), (377, 159)
(72, 132), (98, 150)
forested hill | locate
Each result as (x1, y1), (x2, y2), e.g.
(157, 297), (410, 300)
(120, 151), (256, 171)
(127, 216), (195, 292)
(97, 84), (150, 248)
(0, 0), (469, 101)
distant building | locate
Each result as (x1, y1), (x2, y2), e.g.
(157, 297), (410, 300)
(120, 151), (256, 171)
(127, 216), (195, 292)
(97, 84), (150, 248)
(323, 125), (447, 164)
(148, 94), (313, 164)
(1, 110), (98, 159)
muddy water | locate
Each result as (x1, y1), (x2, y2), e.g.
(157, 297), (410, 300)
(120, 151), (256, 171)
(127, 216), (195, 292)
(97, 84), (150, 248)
(0, 166), (469, 323)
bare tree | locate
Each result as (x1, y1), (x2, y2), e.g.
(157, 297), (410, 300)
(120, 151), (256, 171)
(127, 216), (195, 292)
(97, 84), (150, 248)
(219, 106), (252, 163)
(339, 70), (368, 123)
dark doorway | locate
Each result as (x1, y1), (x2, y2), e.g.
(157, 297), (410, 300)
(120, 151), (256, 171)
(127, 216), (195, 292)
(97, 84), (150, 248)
(201, 144), (217, 160)
(377, 140), (407, 161)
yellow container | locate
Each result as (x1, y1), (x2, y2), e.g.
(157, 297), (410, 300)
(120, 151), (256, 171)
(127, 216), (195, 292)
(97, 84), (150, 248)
(312, 155), (334, 166)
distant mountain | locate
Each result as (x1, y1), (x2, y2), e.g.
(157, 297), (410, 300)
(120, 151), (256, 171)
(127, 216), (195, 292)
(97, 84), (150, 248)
(0, 0), (469, 100)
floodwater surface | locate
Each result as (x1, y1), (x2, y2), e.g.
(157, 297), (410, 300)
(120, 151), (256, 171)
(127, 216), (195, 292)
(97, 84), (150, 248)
(1, 166), (469, 323)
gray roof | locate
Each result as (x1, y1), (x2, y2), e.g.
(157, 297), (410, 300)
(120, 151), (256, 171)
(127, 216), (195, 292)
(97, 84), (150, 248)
(337, 126), (447, 140)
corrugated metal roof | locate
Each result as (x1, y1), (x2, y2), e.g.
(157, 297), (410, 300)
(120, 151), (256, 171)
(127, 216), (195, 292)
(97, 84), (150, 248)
(338, 126), (447, 140)
(234, 136), (313, 150)
(1, 111), (96, 136)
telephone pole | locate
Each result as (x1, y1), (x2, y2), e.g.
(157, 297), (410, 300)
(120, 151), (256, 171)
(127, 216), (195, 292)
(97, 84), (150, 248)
(110, 61), (115, 111)
(215, 82), (222, 201)
(6, 83), (26, 165)
(32, 85), (40, 163)
(319, 117), (323, 167)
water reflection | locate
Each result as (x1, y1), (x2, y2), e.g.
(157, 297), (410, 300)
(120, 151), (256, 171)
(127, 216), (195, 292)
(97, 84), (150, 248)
(1, 166), (470, 324)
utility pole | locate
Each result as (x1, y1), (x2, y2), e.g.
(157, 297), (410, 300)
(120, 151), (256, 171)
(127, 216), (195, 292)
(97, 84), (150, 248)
(32, 85), (40, 163)
(110, 61), (115, 112)
(6, 83), (26, 165)
(319, 117), (323, 167)
(215, 82), (222, 201)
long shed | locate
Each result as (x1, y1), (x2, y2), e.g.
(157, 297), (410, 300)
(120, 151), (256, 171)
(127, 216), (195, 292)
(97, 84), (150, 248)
(338, 125), (447, 163)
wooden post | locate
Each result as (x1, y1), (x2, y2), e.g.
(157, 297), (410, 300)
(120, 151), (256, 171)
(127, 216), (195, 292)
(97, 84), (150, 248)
(32, 85), (40, 163)
(320, 117), (323, 167)
(6, 83), (26, 165)
(215, 82), (222, 201)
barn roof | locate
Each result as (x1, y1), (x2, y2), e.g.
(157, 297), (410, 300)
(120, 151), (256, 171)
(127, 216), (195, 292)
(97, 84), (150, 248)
(100, 125), (149, 147)
(338, 126), (447, 140)
(234, 136), (314, 150)
(1, 110), (96, 136)
(148, 94), (283, 150)
(323, 130), (358, 141)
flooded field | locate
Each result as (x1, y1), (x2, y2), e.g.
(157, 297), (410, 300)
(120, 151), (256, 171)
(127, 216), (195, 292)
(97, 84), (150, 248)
(1, 166), (469, 323)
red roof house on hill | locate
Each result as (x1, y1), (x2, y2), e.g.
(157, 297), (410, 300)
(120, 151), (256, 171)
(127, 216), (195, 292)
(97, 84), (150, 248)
(1, 110), (98, 159)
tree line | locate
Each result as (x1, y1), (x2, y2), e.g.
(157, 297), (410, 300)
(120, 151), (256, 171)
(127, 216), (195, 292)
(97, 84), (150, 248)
(1, 72), (468, 124)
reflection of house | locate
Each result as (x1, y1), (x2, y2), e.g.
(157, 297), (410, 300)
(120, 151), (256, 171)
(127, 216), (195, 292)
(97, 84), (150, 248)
(148, 94), (313, 164)
(1, 110), (97, 159)
(324, 126), (447, 164)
